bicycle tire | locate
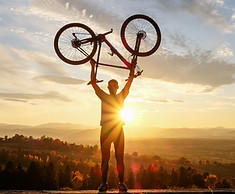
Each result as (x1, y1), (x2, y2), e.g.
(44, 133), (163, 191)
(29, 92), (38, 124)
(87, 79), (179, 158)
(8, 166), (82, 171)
(54, 23), (97, 65)
(121, 14), (161, 57)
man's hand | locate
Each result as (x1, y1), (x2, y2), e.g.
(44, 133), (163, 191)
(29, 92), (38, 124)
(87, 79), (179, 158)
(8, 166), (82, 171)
(129, 59), (136, 78)
(129, 66), (135, 77)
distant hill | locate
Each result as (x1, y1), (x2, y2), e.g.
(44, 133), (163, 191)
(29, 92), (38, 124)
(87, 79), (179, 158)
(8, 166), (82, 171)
(0, 123), (234, 145)
(0, 123), (30, 129)
(0, 122), (98, 144)
(63, 128), (100, 145)
(125, 126), (235, 139)
(0, 122), (96, 130)
(33, 122), (91, 130)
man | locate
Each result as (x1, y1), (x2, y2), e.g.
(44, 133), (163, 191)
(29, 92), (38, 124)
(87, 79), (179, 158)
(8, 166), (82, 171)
(90, 59), (134, 192)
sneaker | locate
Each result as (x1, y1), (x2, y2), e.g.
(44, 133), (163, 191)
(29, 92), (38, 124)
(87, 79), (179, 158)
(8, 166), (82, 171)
(98, 182), (108, 192)
(119, 182), (128, 192)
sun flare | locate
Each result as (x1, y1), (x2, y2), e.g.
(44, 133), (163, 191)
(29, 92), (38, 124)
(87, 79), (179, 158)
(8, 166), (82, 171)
(121, 106), (135, 123)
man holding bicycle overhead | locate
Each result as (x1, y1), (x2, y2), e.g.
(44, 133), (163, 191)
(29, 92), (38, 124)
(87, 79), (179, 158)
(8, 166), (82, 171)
(90, 59), (134, 192)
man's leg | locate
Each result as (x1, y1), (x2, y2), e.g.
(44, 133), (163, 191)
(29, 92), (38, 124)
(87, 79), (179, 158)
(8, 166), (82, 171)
(100, 127), (112, 183)
(114, 128), (128, 191)
(114, 128), (125, 182)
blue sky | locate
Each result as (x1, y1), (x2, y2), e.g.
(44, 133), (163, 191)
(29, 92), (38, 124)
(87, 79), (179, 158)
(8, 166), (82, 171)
(0, 0), (235, 129)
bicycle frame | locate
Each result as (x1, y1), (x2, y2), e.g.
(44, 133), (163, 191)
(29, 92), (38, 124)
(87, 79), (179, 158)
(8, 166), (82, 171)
(92, 30), (143, 81)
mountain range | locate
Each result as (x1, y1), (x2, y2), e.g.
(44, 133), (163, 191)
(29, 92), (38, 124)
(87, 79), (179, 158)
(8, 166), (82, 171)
(0, 123), (235, 145)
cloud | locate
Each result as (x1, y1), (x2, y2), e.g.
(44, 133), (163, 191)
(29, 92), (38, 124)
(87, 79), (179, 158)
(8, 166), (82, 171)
(2, 98), (37, 105)
(143, 49), (235, 90)
(172, 100), (184, 103)
(128, 97), (184, 104)
(0, 45), (19, 76)
(156, 0), (233, 33)
(0, 42), (66, 78)
(138, 28), (235, 91)
(34, 75), (86, 85)
(0, 91), (71, 102)
(31, 0), (124, 30)
(181, 0), (231, 31)
(168, 33), (191, 52)
(14, 49), (67, 75)
(0, 44), (72, 95)
(147, 99), (184, 104)
(215, 43), (234, 57)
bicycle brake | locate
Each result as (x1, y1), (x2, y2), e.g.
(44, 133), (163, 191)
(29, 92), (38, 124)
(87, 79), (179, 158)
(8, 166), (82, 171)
(134, 70), (143, 78)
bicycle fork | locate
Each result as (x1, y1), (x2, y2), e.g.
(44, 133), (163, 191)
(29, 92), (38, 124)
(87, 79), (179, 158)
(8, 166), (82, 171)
(130, 32), (144, 78)
(94, 40), (103, 83)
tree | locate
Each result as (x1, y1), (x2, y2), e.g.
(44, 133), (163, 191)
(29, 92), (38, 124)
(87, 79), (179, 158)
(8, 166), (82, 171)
(215, 178), (231, 188)
(127, 169), (135, 188)
(2, 161), (15, 189)
(156, 166), (169, 189)
(141, 169), (149, 189)
(87, 166), (100, 189)
(59, 165), (73, 189)
(94, 164), (102, 187)
(15, 163), (27, 189)
(178, 166), (190, 188)
(205, 174), (218, 189)
(147, 163), (158, 188)
(108, 165), (118, 189)
(27, 161), (43, 189)
(43, 162), (57, 189)
(0, 150), (9, 164)
(192, 173), (205, 188)
(170, 168), (178, 187)
(72, 170), (83, 190)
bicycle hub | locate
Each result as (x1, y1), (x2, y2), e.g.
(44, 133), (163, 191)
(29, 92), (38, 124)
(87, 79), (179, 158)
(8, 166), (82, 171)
(137, 30), (147, 39)
(71, 38), (81, 48)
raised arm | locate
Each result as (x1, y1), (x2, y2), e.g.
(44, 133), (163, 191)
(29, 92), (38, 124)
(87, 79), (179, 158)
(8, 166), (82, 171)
(90, 59), (106, 98)
(122, 64), (135, 98)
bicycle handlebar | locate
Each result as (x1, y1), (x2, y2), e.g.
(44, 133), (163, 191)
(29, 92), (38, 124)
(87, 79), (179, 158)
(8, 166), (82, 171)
(99, 29), (113, 37)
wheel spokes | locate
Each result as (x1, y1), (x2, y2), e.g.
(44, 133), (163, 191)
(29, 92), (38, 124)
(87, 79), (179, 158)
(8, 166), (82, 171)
(58, 26), (94, 62)
(124, 18), (158, 53)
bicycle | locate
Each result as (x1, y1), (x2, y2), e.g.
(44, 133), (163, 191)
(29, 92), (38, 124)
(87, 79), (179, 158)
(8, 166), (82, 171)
(54, 14), (161, 81)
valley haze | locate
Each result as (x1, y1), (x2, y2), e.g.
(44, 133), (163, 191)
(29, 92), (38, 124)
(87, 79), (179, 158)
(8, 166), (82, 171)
(1, 122), (235, 144)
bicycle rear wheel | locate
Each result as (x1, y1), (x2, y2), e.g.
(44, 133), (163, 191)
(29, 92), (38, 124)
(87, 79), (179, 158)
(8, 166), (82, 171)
(121, 14), (161, 57)
(54, 23), (97, 65)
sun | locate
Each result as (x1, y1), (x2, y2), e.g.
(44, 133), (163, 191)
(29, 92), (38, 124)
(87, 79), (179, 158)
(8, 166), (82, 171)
(121, 106), (135, 123)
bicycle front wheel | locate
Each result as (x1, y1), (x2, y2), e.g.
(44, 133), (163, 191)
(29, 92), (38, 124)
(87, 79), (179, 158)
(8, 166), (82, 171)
(121, 14), (161, 57)
(54, 23), (97, 65)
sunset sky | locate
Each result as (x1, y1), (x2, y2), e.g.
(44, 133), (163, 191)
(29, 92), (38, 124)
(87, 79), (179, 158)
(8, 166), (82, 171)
(1, 0), (235, 129)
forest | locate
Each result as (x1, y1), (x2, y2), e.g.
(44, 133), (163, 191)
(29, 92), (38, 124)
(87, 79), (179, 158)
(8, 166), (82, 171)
(0, 134), (234, 190)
